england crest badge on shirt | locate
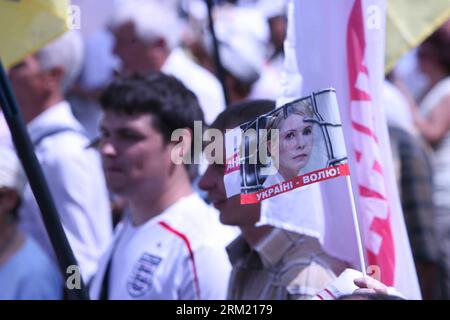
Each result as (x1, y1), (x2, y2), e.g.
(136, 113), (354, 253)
(127, 253), (162, 297)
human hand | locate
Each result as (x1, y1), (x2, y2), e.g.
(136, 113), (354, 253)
(353, 276), (388, 295)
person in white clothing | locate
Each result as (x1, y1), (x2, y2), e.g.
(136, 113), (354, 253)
(410, 27), (450, 299)
(0, 148), (63, 300)
(205, 5), (268, 104)
(108, 0), (225, 125)
(8, 31), (113, 284)
(89, 72), (231, 299)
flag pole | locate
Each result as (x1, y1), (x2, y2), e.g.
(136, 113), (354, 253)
(204, 0), (230, 106)
(0, 60), (89, 300)
(345, 175), (367, 276)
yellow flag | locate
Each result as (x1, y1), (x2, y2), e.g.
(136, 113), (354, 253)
(0, 0), (70, 69)
(386, 0), (450, 73)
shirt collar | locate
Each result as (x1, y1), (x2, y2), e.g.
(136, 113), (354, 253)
(255, 228), (321, 269)
(226, 235), (251, 266)
(254, 228), (295, 268)
(27, 101), (83, 143)
(226, 228), (322, 269)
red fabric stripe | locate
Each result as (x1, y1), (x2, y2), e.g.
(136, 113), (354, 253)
(158, 221), (201, 299)
(360, 64), (369, 75)
(368, 213), (396, 285)
(354, 88), (372, 101)
(372, 160), (383, 175)
(346, 0), (395, 285)
(316, 293), (325, 300)
(324, 288), (337, 300)
(240, 164), (350, 204)
(359, 185), (386, 200)
(351, 121), (379, 143)
(355, 150), (362, 162)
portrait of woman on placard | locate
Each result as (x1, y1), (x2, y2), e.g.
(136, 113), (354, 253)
(264, 99), (318, 186)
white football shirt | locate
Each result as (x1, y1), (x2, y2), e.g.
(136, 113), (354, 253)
(90, 194), (232, 300)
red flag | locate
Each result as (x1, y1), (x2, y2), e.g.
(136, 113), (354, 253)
(346, 0), (395, 286)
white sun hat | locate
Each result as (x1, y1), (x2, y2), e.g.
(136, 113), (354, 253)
(206, 5), (269, 85)
(0, 147), (27, 195)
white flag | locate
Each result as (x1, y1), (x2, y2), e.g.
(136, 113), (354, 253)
(259, 0), (421, 299)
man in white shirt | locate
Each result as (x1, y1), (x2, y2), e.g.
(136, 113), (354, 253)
(108, 0), (225, 125)
(8, 31), (113, 283)
(89, 72), (231, 300)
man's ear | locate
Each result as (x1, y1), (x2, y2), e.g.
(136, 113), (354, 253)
(44, 65), (65, 91)
(0, 188), (19, 214)
(170, 128), (193, 165)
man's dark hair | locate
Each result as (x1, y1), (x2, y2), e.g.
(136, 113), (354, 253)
(211, 99), (276, 131)
(100, 72), (205, 179)
(210, 99), (276, 192)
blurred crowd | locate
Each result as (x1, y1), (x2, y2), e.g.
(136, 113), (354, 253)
(0, 0), (449, 300)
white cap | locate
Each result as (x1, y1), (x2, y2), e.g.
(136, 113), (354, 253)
(207, 6), (269, 85)
(0, 148), (27, 195)
(109, 0), (182, 50)
(218, 35), (262, 85)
